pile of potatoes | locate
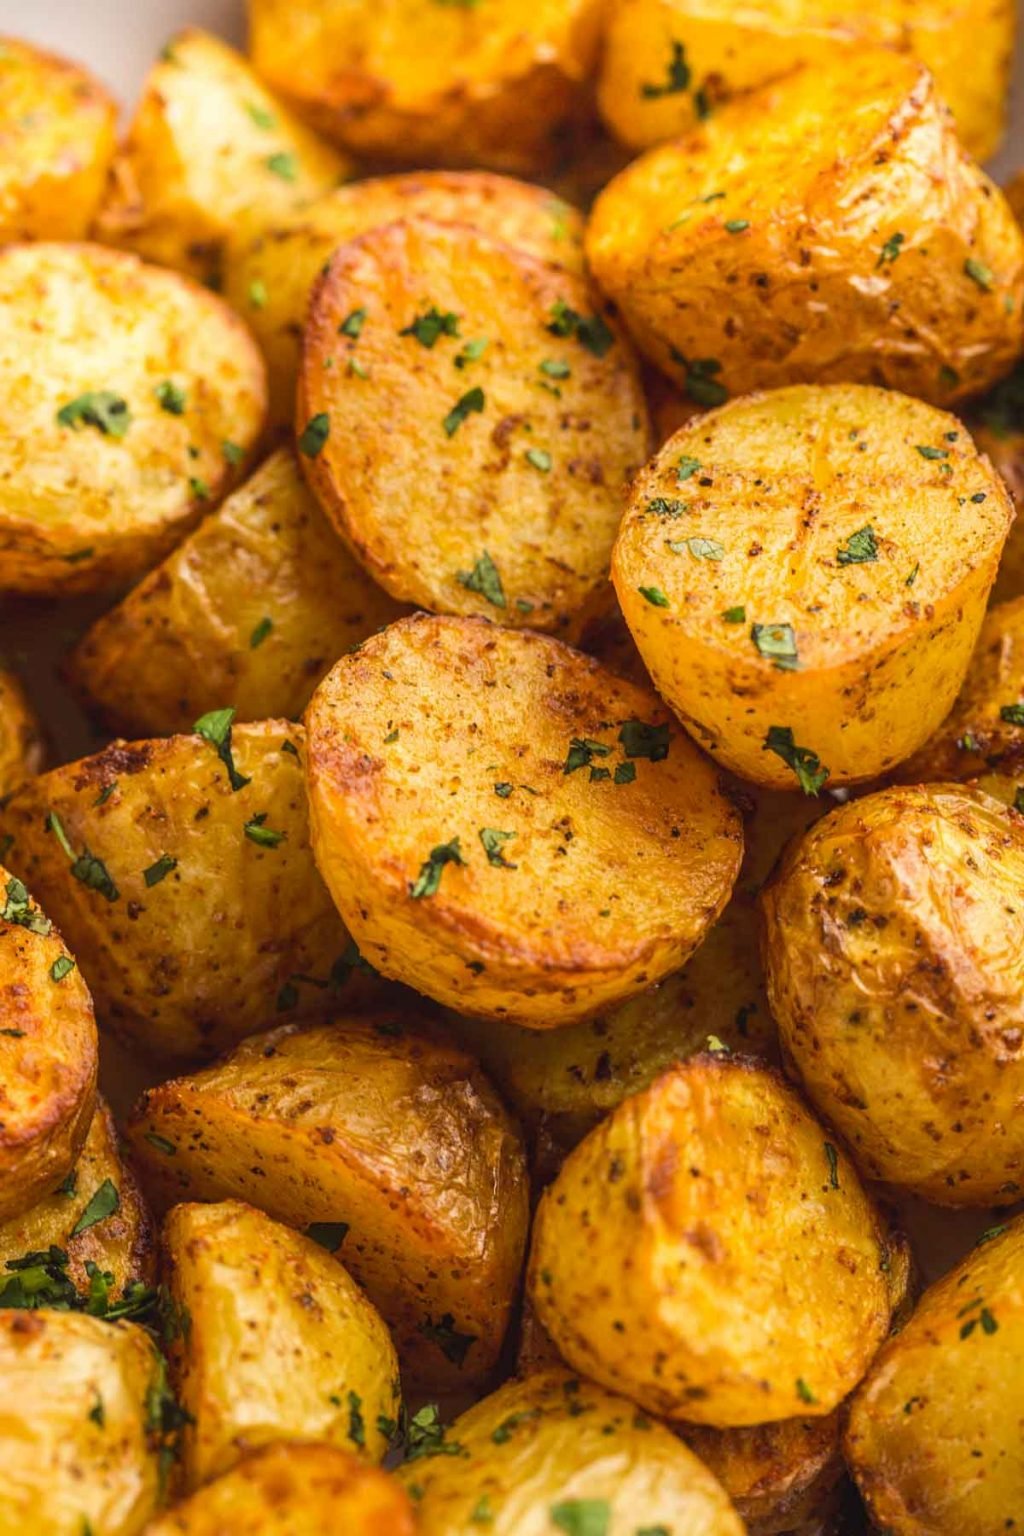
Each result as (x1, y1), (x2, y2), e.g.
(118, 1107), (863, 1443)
(0, 4), (1023, 1532)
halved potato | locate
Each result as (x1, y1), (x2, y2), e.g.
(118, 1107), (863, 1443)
(969, 360), (1024, 603)
(614, 385), (1011, 788)
(681, 1412), (847, 1536)
(68, 449), (409, 736)
(587, 52), (1024, 407)
(0, 667), (44, 797)
(0, 242), (266, 595)
(298, 218), (648, 633)
(125, 1015), (529, 1392)
(305, 614), (743, 1025)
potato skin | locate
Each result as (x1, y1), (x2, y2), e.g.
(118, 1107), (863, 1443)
(681, 1412), (846, 1536)
(762, 783), (1024, 1205)
(0, 243), (266, 595)
(587, 52), (1024, 408)
(0, 666), (44, 797)
(968, 361), (1024, 604)
(305, 614), (743, 1026)
(529, 1054), (893, 1426)
(125, 1015), (529, 1392)
(614, 385), (1011, 788)
(68, 450), (410, 736)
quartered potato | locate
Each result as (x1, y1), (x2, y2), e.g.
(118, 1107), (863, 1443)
(0, 667), (43, 797)
(305, 614), (743, 1025)
(528, 1053), (893, 1425)
(762, 783), (1024, 1205)
(125, 1015), (529, 1391)
(397, 1368), (745, 1534)
(614, 385), (1011, 788)
(0, 722), (360, 1062)
(0, 243), (266, 595)
(68, 449), (409, 736)
(681, 1412), (847, 1536)
(0, 35), (117, 240)
(298, 218), (648, 633)
(587, 52), (1024, 408)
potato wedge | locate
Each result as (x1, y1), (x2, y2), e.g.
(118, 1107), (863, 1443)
(125, 1015), (529, 1392)
(587, 52), (1024, 407)
(397, 1368), (744, 1533)
(67, 450), (409, 736)
(969, 360), (1024, 603)
(614, 385), (1011, 788)
(0, 36), (117, 240)
(93, 29), (348, 287)
(305, 614), (743, 1025)
(681, 1412), (846, 1536)
(0, 243), (266, 595)
(0, 667), (43, 797)
(0, 721), (365, 1063)
(528, 1053), (893, 1425)
(298, 219), (648, 633)
(762, 782), (1024, 1205)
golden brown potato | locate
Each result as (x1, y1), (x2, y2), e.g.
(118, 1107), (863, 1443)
(298, 218), (648, 633)
(614, 385), (1011, 788)
(0, 666), (43, 797)
(0, 242), (266, 596)
(587, 52), (1024, 408)
(93, 29), (348, 287)
(528, 1054), (893, 1426)
(969, 360), (1024, 603)
(0, 36), (117, 240)
(125, 1014), (529, 1392)
(762, 782), (1024, 1205)
(305, 614), (743, 1026)
(846, 1214), (1024, 1534)
(247, 0), (604, 172)
(397, 1368), (745, 1533)
(67, 449), (409, 736)
(681, 1412), (847, 1536)
(0, 721), (364, 1063)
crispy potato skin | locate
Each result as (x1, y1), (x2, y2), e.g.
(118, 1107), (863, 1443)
(846, 1214), (1024, 1534)
(528, 1055), (893, 1426)
(681, 1412), (846, 1536)
(298, 219), (649, 634)
(125, 1016), (529, 1392)
(0, 36), (118, 240)
(968, 362), (1024, 602)
(93, 29), (348, 287)
(762, 783), (1024, 1204)
(163, 1201), (400, 1490)
(0, 243), (266, 595)
(0, 723), (359, 1063)
(397, 1368), (744, 1534)
(305, 614), (743, 1025)
(614, 386), (1011, 787)
(0, 1311), (162, 1536)
(68, 450), (409, 736)
(587, 53), (1024, 407)
(0, 666), (44, 797)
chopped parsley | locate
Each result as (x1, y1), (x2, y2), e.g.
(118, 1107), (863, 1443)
(564, 738), (612, 774)
(751, 622), (798, 669)
(547, 300), (614, 358)
(641, 40), (690, 97)
(638, 585), (669, 607)
(676, 455), (701, 482)
(193, 706), (251, 792)
(245, 100), (276, 129)
(964, 257), (995, 291)
(56, 392), (131, 438)
(143, 854), (177, 888)
(144, 1133), (176, 1156)
(550, 1500), (610, 1536)
(404, 1403), (463, 1462)
(646, 497), (686, 517)
(50, 955), (76, 983)
(721, 604), (746, 622)
(1, 876), (51, 935)
(298, 412), (330, 457)
(479, 828), (517, 868)
(265, 151), (298, 181)
(443, 386), (485, 436)
(837, 525), (879, 565)
(670, 348), (727, 407)
(796, 1378), (816, 1404)
(824, 1141), (840, 1190)
(877, 232), (905, 267)
(347, 1390), (365, 1448)
(249, 616), (273, 648)
(420, 1312), (477, 1366)
(47, 813), (119, 901)
(916, 444), (949, 461)
(247, 279), (268, 310)
(401, 306), (460, 348)
(1000, 703), (1024, 726)
(525, 447), (552, 472)
(154, 380), (186, 415)
(763, 725), (829, 795)
(456, 338), (488, 368)
(410, 838), (465, 899)
(339, 307), (367, 338)
(72, 1180), (120, 1236)
(724, 219), (749, 234)
(457, 549), (505, 608)
(620, 720), (670, 760)
(244, 813), (285, 848)
(672, 535), (723, 560)
(222, 439), (244, 466)
(540, 358), (571, 380)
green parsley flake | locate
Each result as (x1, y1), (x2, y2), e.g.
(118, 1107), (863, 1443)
(676, 455), (701, 482)
(47, 812), (119, 901)
(72, 1179), (120, 1236)
(298, 412), (330, 457)
(244, 813), (285, 849)
(751, 622), (798, 669)
(479, 828), (517, 868)
(721, 604), (746, 623)
(641, 40), (690, 97)
(50, 955), (76, 983)
(525, 447), (552, 472)
(444, 386), (485, 436)
(247, 279), (268, 310)
(1, 877), (51, 935)
(143, 854), (177, 888)
(411, 838), (465, 899)
(547, 300), (614, 358)
(456, 339), (488, 369)
(671, 349), (728, 407)
(457, 549), (505, 608)
(250, 616), (273, 648)
(916, 444), (949, 461)
(724, 219), (749, 234)
(155, 380), (186, 415)
(57, 392), (131, 438)
(964, 257), (995, 291)
(550, 1500), (610, 1536)
(672, 536), (723, 560)
(796, 1378), (816, 1404)
(193, 706), (251, 792)
(620, 720), (670, 761)
(401, 307), (460, 348)
(824, 1141), (840, 1189)
(638, 585), (669, 607)
(763, 725), (829, 796)
(420, 1312), (477, 1366)
(265, 151), (298, 181)
(564, 738), (613, 775)
(877, 232), (905, 266)
(339, 307), (367, 338)
(837, 525), (879, 565)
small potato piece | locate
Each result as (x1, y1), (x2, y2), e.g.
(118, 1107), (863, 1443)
(681, 1414), (846, 1536)
(529, 1054), (893, 1426)
(68, 450), (410, 736)
(94, 29), (348, 287)
(398, 1368), (744, 1534)
(762, 783), (1024, 1205)
(125, 1015), (529, 1391)
(0, 1310), (162, 1536)
(614, 386), (1011, 788)
(305, 614), (742, 1025)
(0, 36), (117, 240)
(0, 666), (44, 797)
(0, 243), (266, 595)
(164, 1201), (400, 1489)
(969, 360), (1024, 603)
(0, 722), (357, 1062)
(846, 1215), (1024, 1534)
(587, 53), (1024, 407)
(299, 219), (648, 633)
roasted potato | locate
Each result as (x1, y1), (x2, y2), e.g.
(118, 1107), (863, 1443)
(528, 1053), (893, 1425)
(969, 360), (1024, 603)
(0, 35), (118, 240)
(67, 449), (410, 736)
(0, 721), (363, 1062)
(762, 782), (1024, 1205)
(0, 242), (266, 595)
(298, 219), (648, 633)
(587, 52), (1024, 408)
(614, 385), (1011, 788)
(681, 1412), (847, 1536)
(305, 614), (743, 1025)
(0, 666), (43, 797)
(397, 1368), (744, 1533)
(125, 1015), (529, 1392)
